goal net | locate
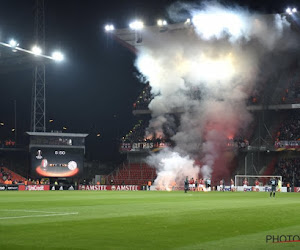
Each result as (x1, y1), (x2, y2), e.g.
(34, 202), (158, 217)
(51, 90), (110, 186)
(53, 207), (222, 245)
(234, 175), (282, 191)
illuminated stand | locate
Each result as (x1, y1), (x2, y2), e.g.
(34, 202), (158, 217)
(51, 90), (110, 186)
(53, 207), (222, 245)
(106, 10), (300, 185)
(27, 132), (88, 188)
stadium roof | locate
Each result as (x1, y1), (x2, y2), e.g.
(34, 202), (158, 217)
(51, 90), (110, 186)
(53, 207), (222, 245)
(112, 21), (192, 53)
(26, 132), (89, 138)
(111, 13), (300, 52)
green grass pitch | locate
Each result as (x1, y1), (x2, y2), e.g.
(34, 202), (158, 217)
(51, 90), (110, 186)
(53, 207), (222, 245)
(0, 191), (300, 249)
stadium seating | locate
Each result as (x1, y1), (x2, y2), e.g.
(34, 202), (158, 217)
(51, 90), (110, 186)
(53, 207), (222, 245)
(274, 158), (300, 186)
(132, 83), (152, 110)
(109, 163), (157, 185)
(275, 111), (300, 141)
(0, 167), (27, 184)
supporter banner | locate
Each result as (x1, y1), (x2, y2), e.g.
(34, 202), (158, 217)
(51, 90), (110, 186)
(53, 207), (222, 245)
(120, 143), (131, 152)
(131, 142), (154, 151)
(120, 142), (172, 152)
(79, 185), (140, 191)
(26, 185), (50, 191)
(275, 141), (300, 151)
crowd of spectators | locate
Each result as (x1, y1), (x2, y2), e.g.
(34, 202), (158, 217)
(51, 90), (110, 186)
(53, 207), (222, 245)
(0, 167), (13, 183)
(290, 82), (300, 100)
(0, 166), (50, 185)
(121, 120), (148, 143)
(274, 158), (300, 187)
(227, 137), (249, 149)
(275, 111), (300, 141)
(132, 84), (152, 110)
(121, 120), (171, 146)
(278, 80), (300, 104)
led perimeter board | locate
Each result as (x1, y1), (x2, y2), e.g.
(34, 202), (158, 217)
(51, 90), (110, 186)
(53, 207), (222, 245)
(27, 132), (88, 178)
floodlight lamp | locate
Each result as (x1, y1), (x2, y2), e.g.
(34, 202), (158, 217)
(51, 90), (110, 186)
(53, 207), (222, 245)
(105, 24), (115, 32)
(129, 20), (144, 30)
(286, 8), (292, 15)
(292, 8), (297, 13)
(9, 39), (19, 48)
(32, 45), (42, 55)
(157, 19), (167, 26)
(52, 51), (64, 62)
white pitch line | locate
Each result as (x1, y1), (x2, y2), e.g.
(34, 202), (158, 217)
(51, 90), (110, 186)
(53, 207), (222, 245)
(0, 212), (78, 220)
(0, 209), (63, 214)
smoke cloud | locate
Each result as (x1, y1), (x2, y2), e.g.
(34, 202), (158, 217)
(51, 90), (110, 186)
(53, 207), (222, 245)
(134, 2), (298, 189)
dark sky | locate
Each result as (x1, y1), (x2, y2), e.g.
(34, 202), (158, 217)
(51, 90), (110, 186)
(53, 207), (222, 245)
(0, 0), (297, 161)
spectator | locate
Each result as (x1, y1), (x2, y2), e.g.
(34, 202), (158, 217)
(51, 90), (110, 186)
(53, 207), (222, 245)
(274, 158), (300, 187)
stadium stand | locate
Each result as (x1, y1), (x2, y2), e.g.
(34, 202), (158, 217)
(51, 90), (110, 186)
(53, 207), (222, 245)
(0, 167), (27, 184)
(275, 111), (300, 141)
(132, 83), (152, 110)
(121, 120), (149, 143)
(274, 158), (300, 186)
(108, 163), (157, 185)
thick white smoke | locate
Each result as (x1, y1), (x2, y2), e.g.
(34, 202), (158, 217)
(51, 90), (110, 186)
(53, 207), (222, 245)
(134, 2), (296, 189)
(146, 149), (200, 191)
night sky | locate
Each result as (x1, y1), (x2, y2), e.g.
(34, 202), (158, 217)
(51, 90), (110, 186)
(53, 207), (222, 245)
(0, 0), (297, 161)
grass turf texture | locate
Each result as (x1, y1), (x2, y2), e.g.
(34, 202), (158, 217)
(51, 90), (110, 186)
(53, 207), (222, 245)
(0, 191), (300, 250)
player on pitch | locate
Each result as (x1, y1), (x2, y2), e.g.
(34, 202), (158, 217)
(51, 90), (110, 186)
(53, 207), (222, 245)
(269, 177), (278, 198)
(255, 179), (260, 192)
(184, 176), (189, 193)
(230, 178), (235, 192)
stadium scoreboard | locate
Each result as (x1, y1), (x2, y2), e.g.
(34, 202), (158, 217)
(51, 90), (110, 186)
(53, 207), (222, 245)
(27, 132), (88, 178)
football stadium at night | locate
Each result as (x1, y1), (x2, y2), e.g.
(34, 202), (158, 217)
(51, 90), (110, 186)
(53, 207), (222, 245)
(1, 0), (300, 249)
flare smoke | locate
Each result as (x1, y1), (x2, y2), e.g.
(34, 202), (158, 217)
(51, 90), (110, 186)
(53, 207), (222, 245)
(134, 2), (298, 189)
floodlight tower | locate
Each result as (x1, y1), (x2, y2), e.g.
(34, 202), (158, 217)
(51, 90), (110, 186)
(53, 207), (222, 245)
(31, 0), (46, 132)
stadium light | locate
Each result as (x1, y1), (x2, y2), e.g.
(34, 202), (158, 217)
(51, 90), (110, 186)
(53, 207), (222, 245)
(0, 122), (4, 126)
(286, 8), (292, 15)
(105, 24), (115, 32)
(286, 7), (297, 15)
(9, 39), (19, 52)
(1, 38), (65, 62)
(9, 39), (19, 48)
(157, 19), (167, 26)
(51, 51), (64, 62)
(129, 20), (144, 30)
(31, 45), (42, 55)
